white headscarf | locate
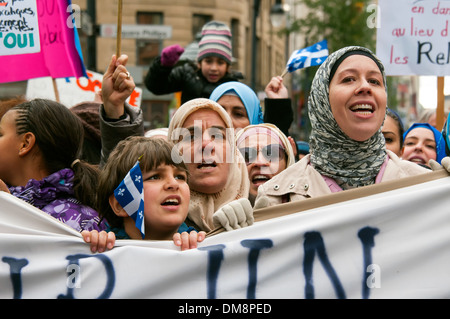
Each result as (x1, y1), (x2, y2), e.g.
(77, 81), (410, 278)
(168, 98), (249, 232)
(144, 127), (168, 138)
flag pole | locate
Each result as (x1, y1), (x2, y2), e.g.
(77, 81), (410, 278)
(437, 76), (445, 131)
(52, 78), (60, 103)
(280, 68), (288, 78)
(116, 0), (123, 57)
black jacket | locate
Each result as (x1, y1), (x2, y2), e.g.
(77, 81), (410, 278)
(145, 57), (293, 138)
(263, 98), (293, 138)
(145, 57), (243, 104)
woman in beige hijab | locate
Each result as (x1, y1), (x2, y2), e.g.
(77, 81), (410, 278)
(168, 98), (249, 232)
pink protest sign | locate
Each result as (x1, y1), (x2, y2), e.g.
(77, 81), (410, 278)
(0, 0), (86, 83)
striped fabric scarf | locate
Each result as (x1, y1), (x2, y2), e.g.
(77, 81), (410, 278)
(308, 46), (387, 190)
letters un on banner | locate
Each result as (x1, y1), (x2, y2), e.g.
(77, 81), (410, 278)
(1, 175), (450, 299)
(376, 0), (450, 76)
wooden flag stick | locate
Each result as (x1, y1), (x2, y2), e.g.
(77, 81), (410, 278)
(437, 76), (445, 131)
(281, 68), (288, 78)
(116, 0), (123, 57)
(52, 78), (60, 103)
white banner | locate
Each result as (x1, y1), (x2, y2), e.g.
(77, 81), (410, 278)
(26, 70), (142, 108)
(376, 0), (450, 76)
(1, 175), (450, 299)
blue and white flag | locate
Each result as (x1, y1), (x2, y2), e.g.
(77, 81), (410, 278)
(286, 39), (329, 73)
(114, 160), (145, 239)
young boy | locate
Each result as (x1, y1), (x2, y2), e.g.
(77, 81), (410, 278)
(144, 21), (243, 104)
(82, 136), (205, 251)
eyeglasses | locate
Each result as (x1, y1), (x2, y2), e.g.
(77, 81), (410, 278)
(239, 144), (286, 165)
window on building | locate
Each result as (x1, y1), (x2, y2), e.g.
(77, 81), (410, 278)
(192, 14), (212, 39)
(231, 19), (239, 65)
(136, 12), (163, 66)
(140, 100), (169, 131)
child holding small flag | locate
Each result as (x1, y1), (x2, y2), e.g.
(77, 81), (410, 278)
(82, 136), (206, 252)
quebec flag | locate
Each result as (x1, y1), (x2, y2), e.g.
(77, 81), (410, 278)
(286, 40), (329, 73)
(114, 160), (145, 238)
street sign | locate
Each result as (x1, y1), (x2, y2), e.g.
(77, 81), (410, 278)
(100, 24), (172, 40)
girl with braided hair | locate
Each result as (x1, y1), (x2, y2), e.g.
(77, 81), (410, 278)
(0, 98), (107, 232)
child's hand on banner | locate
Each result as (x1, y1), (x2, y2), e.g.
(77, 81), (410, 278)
(173, 231), (206, 251)
(81, 230), (116, 253)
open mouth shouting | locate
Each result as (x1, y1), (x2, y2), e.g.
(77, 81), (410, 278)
(161, 195), (182, 211)
(250, 173), (272, 188)
(197, 160), (217, 170)
(350, 103), (374, 116)
(407, 156), (427, 165)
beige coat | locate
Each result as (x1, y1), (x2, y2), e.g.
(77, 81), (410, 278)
(254, 150), (430, 208)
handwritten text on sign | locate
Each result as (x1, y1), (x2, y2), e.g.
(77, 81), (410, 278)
(0, 0), (86, 83)
(0, 0), (41, 56)
(376, 0), (450, 76)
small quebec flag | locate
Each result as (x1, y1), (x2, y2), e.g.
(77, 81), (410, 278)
(286, 39), (329, 73)
(114, 160), (145, 239)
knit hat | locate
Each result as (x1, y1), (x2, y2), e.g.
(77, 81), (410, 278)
(197, 21), (232, 64)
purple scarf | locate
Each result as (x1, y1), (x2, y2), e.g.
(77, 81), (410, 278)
(9, 169), (107, 232)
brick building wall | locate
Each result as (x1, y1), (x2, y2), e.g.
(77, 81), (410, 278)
(72, 0), (288, 129)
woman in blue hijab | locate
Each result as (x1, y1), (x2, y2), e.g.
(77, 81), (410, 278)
(210, 81), (264, 130)
(402, 122), (446, 168)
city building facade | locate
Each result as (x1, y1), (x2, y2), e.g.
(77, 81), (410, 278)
(74, 0), (288, 129)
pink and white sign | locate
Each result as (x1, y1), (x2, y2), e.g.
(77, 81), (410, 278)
(377, 0), (450, 76)
(27, 70), (143, 108)
(0, 0), (41, 56)
(0, 0), (86, 83)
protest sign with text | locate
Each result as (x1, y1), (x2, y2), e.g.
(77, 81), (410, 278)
(377, 0), (450, 76)
(0, 0), (41, 56)
(0, 0), (86, 83)
(26, 70), (142, 108)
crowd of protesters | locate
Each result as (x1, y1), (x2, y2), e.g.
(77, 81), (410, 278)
(1, 21), (450, 253)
